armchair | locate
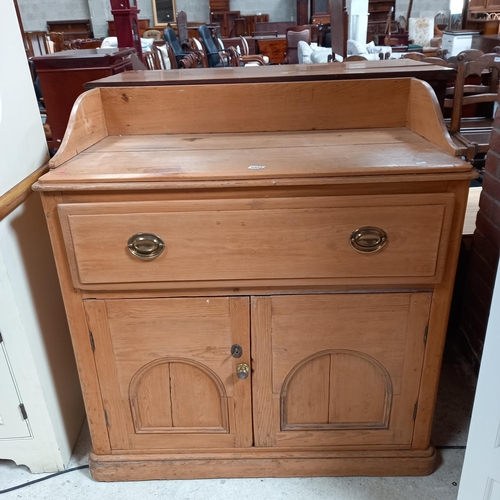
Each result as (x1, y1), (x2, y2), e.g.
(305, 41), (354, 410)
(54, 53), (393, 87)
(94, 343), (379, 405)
(163, 28), (189, 65)
(198, 25), (230, 67)
(226, 46), (265, 67)
(239, 36), (268, 64)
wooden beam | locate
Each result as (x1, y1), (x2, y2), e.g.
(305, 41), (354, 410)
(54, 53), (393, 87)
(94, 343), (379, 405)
(330, 0), (347, 58)
(0, 164), (49, 221)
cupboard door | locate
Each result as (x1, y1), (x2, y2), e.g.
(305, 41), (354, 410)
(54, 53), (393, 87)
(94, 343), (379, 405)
(486, 0), (500, 10)
(252, 293), (430, 448)
(468, 0), (487, 9)
(85, 297), (252, 451)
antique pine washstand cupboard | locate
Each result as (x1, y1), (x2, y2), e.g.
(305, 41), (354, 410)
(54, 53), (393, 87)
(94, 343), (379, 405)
(33, 78), (474, 481)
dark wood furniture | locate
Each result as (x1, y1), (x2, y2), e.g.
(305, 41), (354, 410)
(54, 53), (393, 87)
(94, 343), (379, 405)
(330, 0), (347, 56)
(107, 19), (150, 37)
(84, 59), (456, 108)
(46, 19), (92, 39)
(367, 0), (396, 43)
(255, 22), (296, 35)
(210, 10), (241, 37)
(311, 0), (331, 25)
(297, 0), (309, 25)
(238, 14), (269, 37)
(32, 49), (134, 148)
(210, 0), (230, 10)
(254, 36), (287, 64)
(466, 0), (500, 33)
(208, 0), (239, 37)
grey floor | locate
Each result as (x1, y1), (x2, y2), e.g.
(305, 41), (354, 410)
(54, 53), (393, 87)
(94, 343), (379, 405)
(0, 354), (477, 500)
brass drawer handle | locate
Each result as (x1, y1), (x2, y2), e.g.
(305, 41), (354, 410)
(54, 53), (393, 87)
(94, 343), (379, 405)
(350, 226), (387, 253)
(127, 233), (165, 260)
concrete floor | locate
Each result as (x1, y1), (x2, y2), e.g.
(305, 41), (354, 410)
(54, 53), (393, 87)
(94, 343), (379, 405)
(0, 355), (477, 500)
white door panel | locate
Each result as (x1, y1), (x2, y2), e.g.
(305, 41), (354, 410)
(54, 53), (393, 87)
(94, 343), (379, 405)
(0, 337), (30, 440)
(458, 271), (500, 499)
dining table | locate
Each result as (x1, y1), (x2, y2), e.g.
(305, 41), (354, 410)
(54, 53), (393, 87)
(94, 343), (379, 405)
(84, 59), (455, 109)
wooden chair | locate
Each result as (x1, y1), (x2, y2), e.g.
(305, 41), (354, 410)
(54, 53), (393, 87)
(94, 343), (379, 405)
(151, 41), (172, 69)
(445, 49), (484, 67)
(382, 7), (408, 47)
(23, 31), (51, 57)
(143, 51), (155, 70)
(284, 27), (312, 64)
(190, 37), (203, 51)
(226, 46), (266, 67)
(179, 52), (202, 69)
(344, 55), (368, 61)
(448, 53), (500, 161)
(176, 11), (190, 51)
(238, 35), (268, 64)
(441, 49), (489, 105)
(163, 42), (178, 69)
(402, 52), (451, 66)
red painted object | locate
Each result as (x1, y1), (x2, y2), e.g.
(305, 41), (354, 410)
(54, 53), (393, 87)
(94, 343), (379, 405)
(110, 0), (143, 60)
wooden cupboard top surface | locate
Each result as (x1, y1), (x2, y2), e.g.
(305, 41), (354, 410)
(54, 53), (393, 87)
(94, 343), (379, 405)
(37, 128), (470, 186)
(35, 79), (474, 188)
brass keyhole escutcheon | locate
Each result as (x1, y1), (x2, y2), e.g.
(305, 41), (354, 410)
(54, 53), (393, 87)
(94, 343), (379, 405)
(231, 344), (243, 358)
(236, 363), (249, 379)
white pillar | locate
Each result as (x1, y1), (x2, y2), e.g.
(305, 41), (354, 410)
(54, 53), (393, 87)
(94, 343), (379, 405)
(347, 0), (369, 45)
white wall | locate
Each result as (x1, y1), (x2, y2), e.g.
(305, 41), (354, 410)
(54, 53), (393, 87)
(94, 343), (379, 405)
(0, 0), (85, 471)
(177, 0), (210, 23)
(16, 0), (457, 39)
(17, 0), (298, 37)
(1, 9), (48, 190)
(231, 0), (296, 23)
(18, 0), (90, 33)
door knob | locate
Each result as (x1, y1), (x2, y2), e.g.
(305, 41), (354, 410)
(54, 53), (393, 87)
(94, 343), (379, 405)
(236, 363), (249, 379)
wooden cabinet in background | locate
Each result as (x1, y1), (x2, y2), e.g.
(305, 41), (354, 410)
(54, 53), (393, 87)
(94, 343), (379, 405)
(255, 37), (287, 63)
(35, 78), (473, 481)
(487, 0), (500, 9)
(209, 10), (240, 37)
(238, 14), (270, 37)
(367, 0), (395, 43)
(32, 48), (134, 148)
(46, 19), (92, 39)
(466, 0), (500, 32)
(467, 0), (500, 11)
